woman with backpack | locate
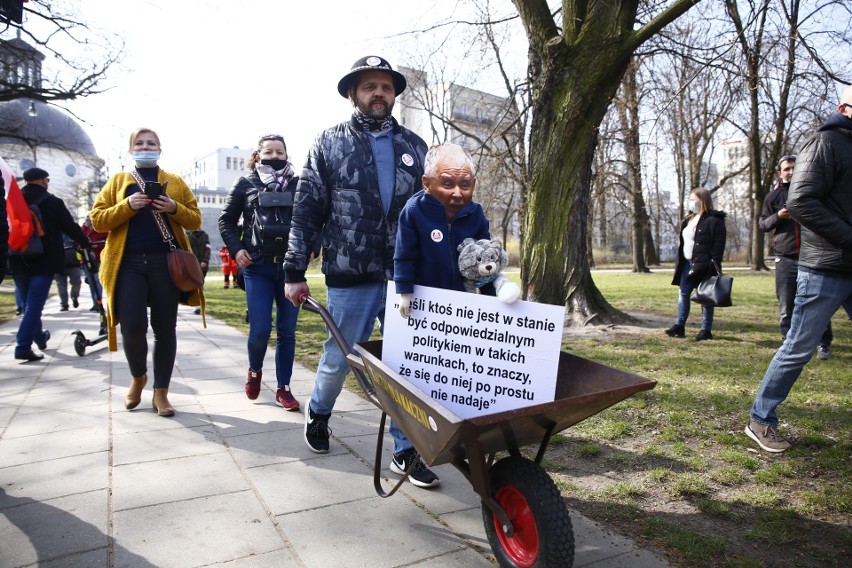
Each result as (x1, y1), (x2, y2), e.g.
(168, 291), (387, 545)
(218, 134), (301, 411)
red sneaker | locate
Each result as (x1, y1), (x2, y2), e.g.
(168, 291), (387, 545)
(275, 385), (300, 411)
(245, 368), (261, 400)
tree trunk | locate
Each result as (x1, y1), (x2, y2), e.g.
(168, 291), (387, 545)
(521, 47), (631, 323)
(514, 0), (702, 325)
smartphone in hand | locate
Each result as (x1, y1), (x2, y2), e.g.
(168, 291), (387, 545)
(145, 181), (164, 200)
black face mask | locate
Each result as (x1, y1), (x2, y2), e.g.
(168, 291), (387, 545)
(260, 158), (288, 171)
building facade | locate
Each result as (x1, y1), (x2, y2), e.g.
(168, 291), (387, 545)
(174, 147), (253, 264)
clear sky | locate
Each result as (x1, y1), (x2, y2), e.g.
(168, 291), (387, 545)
(64, 0), (458, 175)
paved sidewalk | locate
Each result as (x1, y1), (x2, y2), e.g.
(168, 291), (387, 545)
(0, 292), (671, 567)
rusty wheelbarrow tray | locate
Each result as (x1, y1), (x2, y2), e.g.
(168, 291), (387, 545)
(302, 296), (656, 568)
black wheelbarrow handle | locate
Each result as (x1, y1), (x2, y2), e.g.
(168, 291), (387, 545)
(298, 295), (379, 404)
(299, 294), (426, 497)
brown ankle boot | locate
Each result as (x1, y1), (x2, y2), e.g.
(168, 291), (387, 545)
(125, 374), (148, 410)
(152, 387), (175, 417)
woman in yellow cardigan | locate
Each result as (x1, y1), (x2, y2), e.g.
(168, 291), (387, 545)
(90, 127), (203, 417)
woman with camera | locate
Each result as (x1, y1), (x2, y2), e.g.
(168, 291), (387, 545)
(90, 127), (203, 417)
(218, 134), (301, 411)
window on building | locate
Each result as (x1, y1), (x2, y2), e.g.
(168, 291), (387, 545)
(226, 157), (231, 169)
(239, 159), (245, 170)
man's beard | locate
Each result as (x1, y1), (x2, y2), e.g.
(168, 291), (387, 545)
(358, 97), (394, 120)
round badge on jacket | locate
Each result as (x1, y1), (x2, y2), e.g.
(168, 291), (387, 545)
(431, 229), (444, 243)
(401, 153), (414, 167)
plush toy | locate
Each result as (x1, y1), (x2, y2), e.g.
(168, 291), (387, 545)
(457, 237), (520, 303)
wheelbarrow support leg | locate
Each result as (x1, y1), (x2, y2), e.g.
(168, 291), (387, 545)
(465, 442), (514, 538)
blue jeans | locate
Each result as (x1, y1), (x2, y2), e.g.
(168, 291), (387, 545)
(750, 268), (852, 427)
(15, 272), (52, 354)
(775, 256), (832, 345)
(243, 262), (299, 387)
(311, 282), (411, 454)
(675, 260), (714, 331)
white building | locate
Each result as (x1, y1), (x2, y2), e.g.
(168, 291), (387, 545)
(174, 147), (253, 263)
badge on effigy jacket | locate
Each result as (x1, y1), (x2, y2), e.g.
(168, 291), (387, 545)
(401, 153), (414, 167)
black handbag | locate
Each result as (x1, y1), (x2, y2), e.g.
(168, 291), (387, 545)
(690, 261), (733, 307)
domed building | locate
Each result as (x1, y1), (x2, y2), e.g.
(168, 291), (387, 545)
(0, 36), (104, 220)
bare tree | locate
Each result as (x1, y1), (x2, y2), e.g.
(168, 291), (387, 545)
(723, 0), (850, 269)
(512, 0), (702, 325)
(398, 1), (529, 246)
(0, 0), (123, 103)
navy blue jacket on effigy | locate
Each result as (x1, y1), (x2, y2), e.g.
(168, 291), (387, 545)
(393, 189), (491, 295)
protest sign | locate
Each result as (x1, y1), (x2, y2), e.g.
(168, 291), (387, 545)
(383, 285), (565, 419)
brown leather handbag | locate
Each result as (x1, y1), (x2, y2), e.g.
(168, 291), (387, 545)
(131, 171), (204, 292)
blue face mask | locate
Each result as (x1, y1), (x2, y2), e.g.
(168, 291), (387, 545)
(689, 203), (698, 213)
(133, 151), (160, 168)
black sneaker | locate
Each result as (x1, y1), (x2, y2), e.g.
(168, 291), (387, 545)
(72, 297), (79, 308)
(304, 405), (331, 453)
(35, 330), (50, 351)
(390, 448), (440, 488)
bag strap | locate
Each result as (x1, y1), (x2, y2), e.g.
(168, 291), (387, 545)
(712, 259), (723, 276)
(130, 170), (177, 251)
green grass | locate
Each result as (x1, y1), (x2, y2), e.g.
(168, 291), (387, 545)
(5, 266), (846, 567)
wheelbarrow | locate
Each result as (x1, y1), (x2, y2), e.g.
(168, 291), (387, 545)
(301, 296), (656, 568)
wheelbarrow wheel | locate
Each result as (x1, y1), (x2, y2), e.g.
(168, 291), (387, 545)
(482, 456), (574, 568)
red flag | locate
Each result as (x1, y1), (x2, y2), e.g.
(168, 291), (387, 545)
(0, 156), (34, 252)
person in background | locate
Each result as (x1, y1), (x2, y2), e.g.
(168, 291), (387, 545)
(745, 86), (852, 452)
(219, 244), (237, 288)
(219, 134), (301, 411)
(284, 56), (439, 488)
(10, 168), (90, 361)
(81, 215), (108, 311)
(187, 228), (210, 314)
(54, 233), (83, 311)
(664, 188), (727, 341)
(759, 155), (833, 359)
(90, 127), (203, 417)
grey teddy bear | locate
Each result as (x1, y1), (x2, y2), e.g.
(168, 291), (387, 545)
(457, 237), (520, 303)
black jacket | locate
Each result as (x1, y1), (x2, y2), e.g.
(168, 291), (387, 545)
(219, 169), (297, 263)
(672, 210), (727, 286)
(759, 182), (799, 258)
(284, 115), (427, 287)
(9, 184), (89, 276)
(788, 112), (852, 273)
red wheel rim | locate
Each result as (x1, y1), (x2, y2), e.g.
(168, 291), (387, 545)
(493, 486), (539, 567)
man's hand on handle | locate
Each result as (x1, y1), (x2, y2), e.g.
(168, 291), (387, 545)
(285, 281), (310, 307)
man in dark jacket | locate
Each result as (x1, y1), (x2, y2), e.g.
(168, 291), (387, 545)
(284, 56), (438, 488)
(746, 86), (852, 452)
(759, 155), (832, 357)
(10, 168), (90, 361)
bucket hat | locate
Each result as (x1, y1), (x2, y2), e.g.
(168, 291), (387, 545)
(337, 56), (407, 98)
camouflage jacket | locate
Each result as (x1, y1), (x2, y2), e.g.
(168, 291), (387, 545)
(284, 115), (427, 287)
